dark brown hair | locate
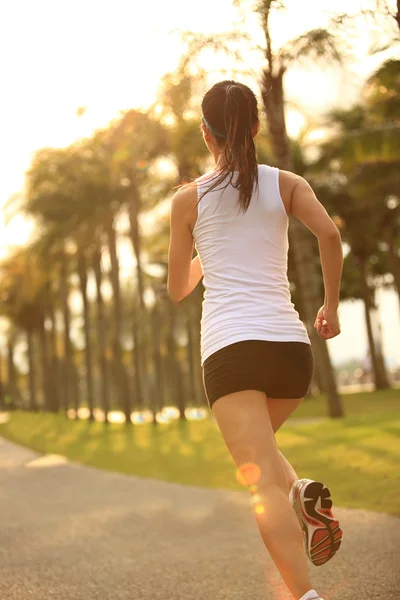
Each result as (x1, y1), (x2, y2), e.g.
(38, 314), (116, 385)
(199, 80), (259, 213)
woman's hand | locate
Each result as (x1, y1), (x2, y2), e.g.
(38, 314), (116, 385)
(314, 306), (341, 340)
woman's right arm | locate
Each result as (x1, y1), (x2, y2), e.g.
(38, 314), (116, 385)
(281, 171), (343, 340)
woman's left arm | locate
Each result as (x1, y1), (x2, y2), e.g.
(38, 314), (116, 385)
(167, 186), (203, 303)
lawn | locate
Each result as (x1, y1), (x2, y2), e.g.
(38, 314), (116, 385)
(0, 389), (399, 515)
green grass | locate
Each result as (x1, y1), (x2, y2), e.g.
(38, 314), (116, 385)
(0, 389), (399, 515)
(288, 388), (400, 419)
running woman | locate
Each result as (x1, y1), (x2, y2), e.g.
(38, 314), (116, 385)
(167, 80), (343, 600)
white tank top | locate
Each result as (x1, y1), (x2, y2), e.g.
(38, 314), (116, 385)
(193, 164), (310, 366)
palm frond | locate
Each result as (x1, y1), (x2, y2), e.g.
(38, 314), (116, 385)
(366, 59), (400, 92)
(316, 123), (400, 172)
(173, 29), (254, 72)
(277, 28), (343, 69)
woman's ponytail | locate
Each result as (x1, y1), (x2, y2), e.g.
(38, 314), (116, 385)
(199, 80), (259, 212)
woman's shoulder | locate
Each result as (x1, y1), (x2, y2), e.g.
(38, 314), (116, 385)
(194, 170), (221, 185)
(265, 167), (304, 216)
(277, 169), (304, 197)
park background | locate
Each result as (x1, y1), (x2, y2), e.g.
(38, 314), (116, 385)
(0, 0), (399, 516)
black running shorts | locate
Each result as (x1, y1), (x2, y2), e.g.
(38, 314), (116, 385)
(202, 340), (314, 409)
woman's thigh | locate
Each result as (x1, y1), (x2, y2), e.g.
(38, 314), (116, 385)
(267, 397), (303, 433)
(211, 389), (288, 490)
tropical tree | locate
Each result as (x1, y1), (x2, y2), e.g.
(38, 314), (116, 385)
(18, 115), (174, 423)
(107, 109), (169, 308)
(309, 95), (399, 388)
(154, 63), (210, 416)
(238, 0), (345, 415)
(105, 110), (172, 416)
(0, 249), (57, 411)
(21, 141), (125, 419)
(92, 245), (111, 424)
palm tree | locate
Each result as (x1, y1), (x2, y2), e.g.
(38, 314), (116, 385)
(184, 301), (197, 407)
(364, 58), (400, 306)
(105, 217), (131, 423)
(77, 249), (95, 421)
(107, 110), (168, 304)
(20, 136), (136, 420)
(150, 287), (166, 417)
(0, 250), (54, 410)
(92, 245), (111, 424)
(106, 109), (170, 414)
(311, 56), (400, 385)
(309, 173), (393, 389)
(148, 63), (213, 415)
(347, 227), (391, 390)
(0, 351), (5, 411)
(59, 249), (75, 414)
(253, 0), (344, 416)
(165, 298), (186, 419)
(6, 329), (19, 409)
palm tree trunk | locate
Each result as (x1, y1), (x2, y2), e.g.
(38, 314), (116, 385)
(106, 220), (131, 424)
(370, 304), (391, 388)
(261, 66), (293, 169)
(151, 296), (165, 419)
(0, 355), (4, 411)
(47, 292), (60, 413)
(192, 285), (207, 406)
(77, 251), (95, 421)
(358, 256), (391, 389)
(7, 331), (19, 409)
(26, 329), (37, 412)
(60, 253), (73, 414)
(311, 362), (323, 396)
(261, 64), (344, 418)
(128, 186), (145, 308)
(92, 248), (110, 425)
(185, 304), (197, 406)
(128, 189), (150, 409)
(166, 299), (186, 420)
(384, 224), (400, 313)
(132, 305), (144, 410)
(38, 315), (51, 411)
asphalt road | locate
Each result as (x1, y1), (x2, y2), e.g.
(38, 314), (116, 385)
(0, 436), (399, 600)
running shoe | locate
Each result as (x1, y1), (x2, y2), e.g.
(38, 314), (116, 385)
(289, 478), (343, 567)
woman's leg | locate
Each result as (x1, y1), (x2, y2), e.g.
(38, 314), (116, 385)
(267, 396), (303, 493)
(268, 396), (343, 568)
(212, 389), (313, 600)
(279, 450), (298, 492)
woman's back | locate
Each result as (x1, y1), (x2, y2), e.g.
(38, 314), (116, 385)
(193, 164), (309, 365)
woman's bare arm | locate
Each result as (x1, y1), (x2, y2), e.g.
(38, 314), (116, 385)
(282, 171), (343, 339)
(291, 177), (342, 308)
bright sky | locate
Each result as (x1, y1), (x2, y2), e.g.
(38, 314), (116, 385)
(1, 0), (399, 366)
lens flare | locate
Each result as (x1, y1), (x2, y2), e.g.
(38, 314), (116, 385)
(254, 504), (265, 515)
(264, 557), (287, 599)
(136, 159), (148, 171)
(251, 493), (262, 505)
(236, 462), (261, 486)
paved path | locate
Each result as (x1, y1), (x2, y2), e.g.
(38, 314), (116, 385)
(0, 436), (399, 600)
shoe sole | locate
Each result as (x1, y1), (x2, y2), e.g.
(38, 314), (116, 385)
(291, 479), (343, 567)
